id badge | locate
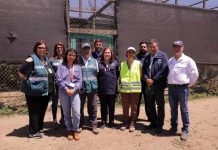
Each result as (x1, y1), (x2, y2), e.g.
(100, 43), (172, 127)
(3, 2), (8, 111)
(48, 68), (53, 74)
(69, 83), (75, 88)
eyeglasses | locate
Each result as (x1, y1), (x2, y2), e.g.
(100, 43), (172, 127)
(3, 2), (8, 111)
(38, 47), (46, 49)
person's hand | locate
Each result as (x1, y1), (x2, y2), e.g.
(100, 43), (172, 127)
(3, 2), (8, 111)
(66, 89), (75, 96)
(146, 79), (154, 86)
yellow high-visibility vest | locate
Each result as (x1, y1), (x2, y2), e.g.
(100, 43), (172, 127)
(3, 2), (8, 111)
(120, 60), (141, 93)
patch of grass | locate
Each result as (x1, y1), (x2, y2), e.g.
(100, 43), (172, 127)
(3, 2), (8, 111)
(0, 104), (28, 116)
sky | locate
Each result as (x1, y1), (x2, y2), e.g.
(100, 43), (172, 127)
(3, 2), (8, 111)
(69, 0), (218, 18)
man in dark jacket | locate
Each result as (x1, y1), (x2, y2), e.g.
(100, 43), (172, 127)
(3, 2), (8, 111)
(92, 39), (103, 61)
(142, 39), (169, 134)
(135, 41), (151, 121)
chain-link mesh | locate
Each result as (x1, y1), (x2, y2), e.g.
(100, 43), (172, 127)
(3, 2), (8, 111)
(190, 64), (218, 96)
(0, 64), (217, 95)
(69, 0), (117, 35)
(0, 64), (21, 92)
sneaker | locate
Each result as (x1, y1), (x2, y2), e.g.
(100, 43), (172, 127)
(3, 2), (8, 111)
(77, 128), (82, 133)
(92, 125), (99, 134)
(28, 132), (43, 139)
(73, 132), (80, 141)
(67, 131), (73, 140)
(180, 132), (188, 141)
(100, 123), (106, 129)
(39, 129), (47, 135)
(120, 122), (129, 131)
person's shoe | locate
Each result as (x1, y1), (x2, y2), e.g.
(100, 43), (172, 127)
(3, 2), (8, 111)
(28, 132), (43, 139)
(129, 122), (135, 132)
(77, 128), (82, 133)
(144, 124), (155, 130)
(168, 127), (178, 135)
(155, 128), (163, 135)
(120, 122), (129, 131)
(73, 132), (80, 141)
(39, 129), (47, 135)
(109, 123), (116, 129)
(100, 123), (106, 129)
(180, 132), (188, 141)
(92, 125), (99, 134)
(67, 131), (73, 140)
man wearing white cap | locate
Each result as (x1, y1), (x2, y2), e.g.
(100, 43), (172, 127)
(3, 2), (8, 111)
(120, 47), (142, 132)
(168, 40), (199, 141)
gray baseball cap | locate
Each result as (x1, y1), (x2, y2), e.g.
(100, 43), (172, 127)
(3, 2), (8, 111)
(82, 43), (91, 49)
(173, 40), (184, 47)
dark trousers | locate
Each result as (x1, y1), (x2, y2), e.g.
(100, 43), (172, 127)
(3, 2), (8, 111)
(146, 88), (165, 128)
(121, 93), (140, 123)
(25, 95), (49, 134)
(80, 93), (98, 127)
(137, 84), (151, 120)
(168, 84), (189, 133)
(51, 85), (64, 122)
(99, 94), (116, 124)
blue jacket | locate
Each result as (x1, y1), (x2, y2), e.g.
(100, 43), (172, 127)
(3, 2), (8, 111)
(92, 51), (103, 62)
(97, 60), (119, 95)
(142, 50), (169, 90)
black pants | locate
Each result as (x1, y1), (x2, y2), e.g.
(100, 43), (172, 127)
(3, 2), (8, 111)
(25, 95), (49, 134)
(80, 93), (98, 128)
(137, 84), (151, 121)
(146, 89), (165, 129)
(51, 85), (64, 122)
(99, 94), (116, 124)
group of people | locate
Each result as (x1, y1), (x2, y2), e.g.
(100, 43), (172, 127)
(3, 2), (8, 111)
(18, 38), (199, 141)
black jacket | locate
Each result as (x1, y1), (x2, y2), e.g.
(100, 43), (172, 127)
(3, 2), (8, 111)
(97, 60), (119, 95)
(142, 50), (169, 90)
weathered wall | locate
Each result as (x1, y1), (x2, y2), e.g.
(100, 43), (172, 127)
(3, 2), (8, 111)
(0, 0), (67, 63)
(117, 0), (218, 63)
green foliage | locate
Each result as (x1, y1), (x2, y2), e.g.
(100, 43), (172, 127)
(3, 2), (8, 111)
(0, 104), (28, 116)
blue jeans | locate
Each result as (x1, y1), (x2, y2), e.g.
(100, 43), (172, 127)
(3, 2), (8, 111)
(59, 90), (81, 131)
(168, 84), (189, 133)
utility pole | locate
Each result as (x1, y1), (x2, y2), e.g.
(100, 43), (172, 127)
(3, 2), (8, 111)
(203, 0), (206, 8)
(79, 0), (82, 18)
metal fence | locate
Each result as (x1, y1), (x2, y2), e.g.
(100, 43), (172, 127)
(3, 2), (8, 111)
(0, 63), (217, 95)
(0, 64), (21, 92)
(67, 0), (117, 35)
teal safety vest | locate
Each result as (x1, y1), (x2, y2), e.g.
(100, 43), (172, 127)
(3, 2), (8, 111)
(24, 54), (49, 96)
(79, 56), (98, 93)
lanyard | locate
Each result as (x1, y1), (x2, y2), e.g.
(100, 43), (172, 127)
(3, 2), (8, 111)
(70, 65), (75, 81)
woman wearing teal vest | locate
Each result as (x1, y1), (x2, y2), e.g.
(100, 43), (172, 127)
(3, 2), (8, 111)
(18, 40), (55, 138)
(49, 42), (65, 128)
(120, 47), (142, 132)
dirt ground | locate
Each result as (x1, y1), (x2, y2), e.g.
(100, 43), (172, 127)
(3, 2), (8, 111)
(0, 97), (218, 150)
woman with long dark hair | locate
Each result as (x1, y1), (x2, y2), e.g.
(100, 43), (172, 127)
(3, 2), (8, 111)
(57, 49), (82, 141)
(98, 47), (119, 129)
(18, 40), (55, 138)
(49, 42), (65, 128)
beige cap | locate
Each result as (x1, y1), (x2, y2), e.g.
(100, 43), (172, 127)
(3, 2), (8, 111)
(127, 47), (136, 52)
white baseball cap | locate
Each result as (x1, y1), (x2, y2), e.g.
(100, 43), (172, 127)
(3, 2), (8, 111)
(127, 47), (136, 52)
